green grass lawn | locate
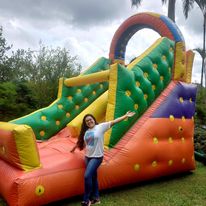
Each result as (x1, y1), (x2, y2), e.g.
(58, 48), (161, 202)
(1, 161), (206, 206)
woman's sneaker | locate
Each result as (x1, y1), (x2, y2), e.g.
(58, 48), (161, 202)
(91, 199), (101, 205)
(81, 201), (91, 206)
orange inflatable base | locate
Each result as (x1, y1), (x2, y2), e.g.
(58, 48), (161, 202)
(0, 117), (195, 206)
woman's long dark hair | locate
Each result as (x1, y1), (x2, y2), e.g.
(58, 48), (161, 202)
(77, 114), (98, 150)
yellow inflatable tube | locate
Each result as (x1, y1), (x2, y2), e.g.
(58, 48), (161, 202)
(64, 70), (109, 87)
(67, 91), (108, 137)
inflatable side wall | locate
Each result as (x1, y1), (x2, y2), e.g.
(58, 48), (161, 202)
(11, 57), (110, 140)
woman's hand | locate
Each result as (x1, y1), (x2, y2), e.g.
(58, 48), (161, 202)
(111, 111), (135, 127)
(125, 111), (135, 118)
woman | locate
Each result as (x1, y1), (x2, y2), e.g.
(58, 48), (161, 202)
(71, 111), (135, 206)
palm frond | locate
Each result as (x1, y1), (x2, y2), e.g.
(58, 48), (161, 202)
(130, 0), (142, 7)
(194, 48), (206, 59)
(183, 0), (195, 18)
(195, 0), (206, 16)
(161, 0), (168, 4)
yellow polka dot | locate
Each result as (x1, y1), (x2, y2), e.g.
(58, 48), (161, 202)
(168, 137), (173, 143)
(152, 161), (157, 167)
(35, 185), (45, 196)
(66, 112), (70, 118)
(182, 116), (185, 121)
(56, 120), (60, 126)
(136, 81), (140, 87)
(58, 104), (63, 109)
(92, 91), (96, 95)
(144, 94), (148, 100)
(134, 164), (140, 171)
(40, 131), (45, 137)
(144, 72), (148, 78)
(169, 47), (173, 52)
(152, 85), (156, 90)
(75, 105), (79, 110)
(100, 84), (103, 89)
(153, 137), (158, 144)
(168, 160), (173, 166)
(134, 104), (138, 110)
(168, 67), (171, 73)
(181, 158), (186, 164)
(125, 90), (131, 96)
(189, 98), (193, 103)
(178, 126), (183, 132)
(169, 115), (174, 121)
(162, 55), (166, 60)
(84, 98), (88, 102)
(153, 64), (158, 69)
(181, 137), (185, 143)
(160, 76), (164, 81)
(67, 96), (72, 100)
(41, 116), (46, 121)
(0, 146), (5, 155)
(77, 89), (81, 93)
(179, 97), (184, 103)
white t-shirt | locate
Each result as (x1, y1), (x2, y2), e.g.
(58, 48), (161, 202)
(84, 122), (111, 158)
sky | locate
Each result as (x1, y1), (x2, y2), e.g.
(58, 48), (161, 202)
(0, 0), (204, 84)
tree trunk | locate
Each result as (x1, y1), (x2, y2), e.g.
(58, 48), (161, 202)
(201, 15), (205, 87)
(204, 15), (206, 88)
(168, 0), (176, 22)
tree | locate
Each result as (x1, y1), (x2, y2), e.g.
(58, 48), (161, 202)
(195, 85), (206, 124)
(184, 1), (206, 87)
(0, 81), (39, 121)
(130, 0), (205, 23)
(0, 82), (17, 121)
(130, 0), (176, 21)
(194, 48), (206, 87)
(9, 43), (82, 107)
(0, 27), (12, 82)
(0, 28), (82, 119)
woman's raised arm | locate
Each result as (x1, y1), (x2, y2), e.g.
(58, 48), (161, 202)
(110, 111), (135, 127)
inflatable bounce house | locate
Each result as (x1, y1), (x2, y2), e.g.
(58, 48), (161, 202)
(0, 12), (197, 205)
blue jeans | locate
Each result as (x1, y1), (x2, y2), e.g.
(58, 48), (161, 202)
(83, 156), (103, 202)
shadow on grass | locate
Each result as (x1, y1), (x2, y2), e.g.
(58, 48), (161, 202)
(46, 170), (195, 206)
(100, 171), (194, 196)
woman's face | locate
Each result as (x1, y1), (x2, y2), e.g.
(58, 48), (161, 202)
(85, 115), (96, 129)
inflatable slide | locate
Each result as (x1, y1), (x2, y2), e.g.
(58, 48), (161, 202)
(0, 12), (197, 205)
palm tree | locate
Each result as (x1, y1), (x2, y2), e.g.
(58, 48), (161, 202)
(131, 0), (176, 21)
(194, 48), (206, 87)
(184, 1), (206, 87)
